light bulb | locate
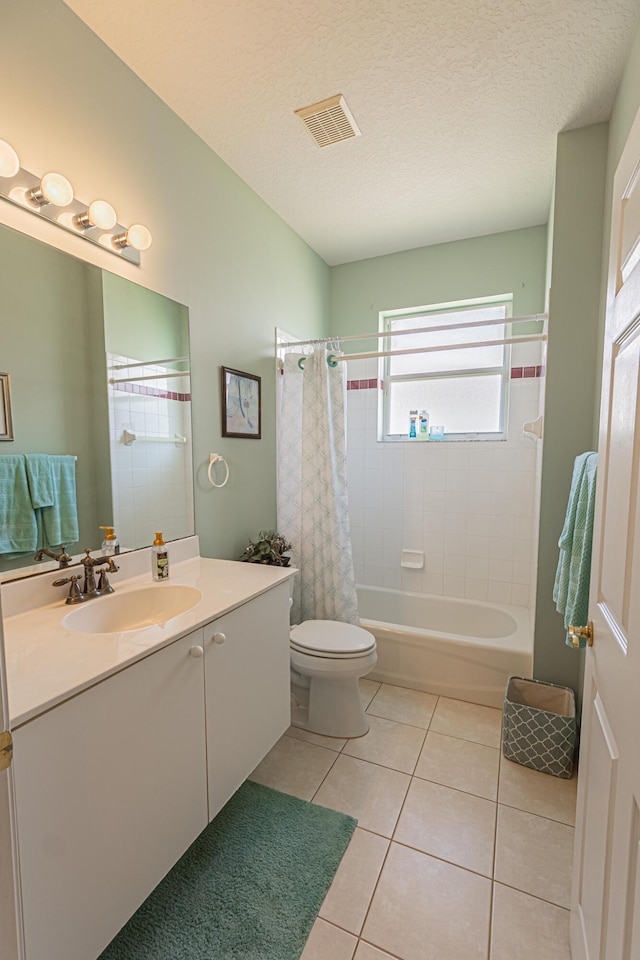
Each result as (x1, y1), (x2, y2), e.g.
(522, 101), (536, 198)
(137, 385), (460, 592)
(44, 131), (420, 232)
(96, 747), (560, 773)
(126, 223), (152, 251)
(0, 140), (20, 178)
(30, 171), (74, 207)
(113, 223), (152, 251)
(76, 199), (117, 231)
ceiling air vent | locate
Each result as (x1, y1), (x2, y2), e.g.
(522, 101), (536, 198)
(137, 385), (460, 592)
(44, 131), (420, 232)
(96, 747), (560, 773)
(294, 94), (361, 148)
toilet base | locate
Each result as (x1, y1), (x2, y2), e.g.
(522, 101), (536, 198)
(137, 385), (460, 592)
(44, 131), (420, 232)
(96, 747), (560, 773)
(291, 670), (373, 739)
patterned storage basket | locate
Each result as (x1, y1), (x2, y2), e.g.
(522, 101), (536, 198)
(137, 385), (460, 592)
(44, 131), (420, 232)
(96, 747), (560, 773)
(502, 677), (577, 779)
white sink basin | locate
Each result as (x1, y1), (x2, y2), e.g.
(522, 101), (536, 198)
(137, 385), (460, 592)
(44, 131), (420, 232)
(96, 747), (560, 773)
(63, 585), (203, 634)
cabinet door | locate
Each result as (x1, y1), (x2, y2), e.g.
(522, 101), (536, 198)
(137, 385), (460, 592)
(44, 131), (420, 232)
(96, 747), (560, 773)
(205, 583), (291, 819)
(12, 630), (208, 960)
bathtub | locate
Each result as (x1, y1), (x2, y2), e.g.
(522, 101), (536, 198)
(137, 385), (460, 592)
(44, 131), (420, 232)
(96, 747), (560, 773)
(358, 586), (533, 709)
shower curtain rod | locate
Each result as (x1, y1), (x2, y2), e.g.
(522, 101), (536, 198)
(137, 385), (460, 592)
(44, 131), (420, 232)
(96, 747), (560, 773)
(293, 332), (547, 368)
(291, 312), (547, 349)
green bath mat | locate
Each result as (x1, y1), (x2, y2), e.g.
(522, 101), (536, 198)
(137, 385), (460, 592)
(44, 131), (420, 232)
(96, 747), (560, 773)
(99, 780), (357, 960)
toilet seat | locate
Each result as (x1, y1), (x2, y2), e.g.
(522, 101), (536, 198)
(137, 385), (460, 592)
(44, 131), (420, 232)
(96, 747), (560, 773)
(290, 620), (376, 659)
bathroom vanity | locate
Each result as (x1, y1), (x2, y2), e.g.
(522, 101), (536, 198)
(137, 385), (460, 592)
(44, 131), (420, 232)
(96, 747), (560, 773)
(2, 547), (294, 960)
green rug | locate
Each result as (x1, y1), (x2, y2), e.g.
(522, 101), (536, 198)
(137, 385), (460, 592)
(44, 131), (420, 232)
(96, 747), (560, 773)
(99, 780), (357, 960)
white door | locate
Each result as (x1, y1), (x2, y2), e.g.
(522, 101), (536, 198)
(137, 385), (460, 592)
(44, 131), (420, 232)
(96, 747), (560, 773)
(570, 103), (640, 960)
(0, 596), (22, 960)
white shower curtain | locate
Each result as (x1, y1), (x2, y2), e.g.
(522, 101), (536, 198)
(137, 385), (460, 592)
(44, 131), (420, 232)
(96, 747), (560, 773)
(278, 348), (359, 625)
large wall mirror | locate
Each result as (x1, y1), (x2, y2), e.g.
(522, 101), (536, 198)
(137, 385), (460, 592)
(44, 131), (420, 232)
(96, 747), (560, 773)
(0, 222), (194, 579)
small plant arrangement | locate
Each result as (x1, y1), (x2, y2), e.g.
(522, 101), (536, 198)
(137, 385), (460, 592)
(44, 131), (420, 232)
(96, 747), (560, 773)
(240, 530), (292, 566)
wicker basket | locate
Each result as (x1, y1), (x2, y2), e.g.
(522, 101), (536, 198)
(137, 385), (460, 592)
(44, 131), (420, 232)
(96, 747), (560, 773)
(502, 677), (577, 779)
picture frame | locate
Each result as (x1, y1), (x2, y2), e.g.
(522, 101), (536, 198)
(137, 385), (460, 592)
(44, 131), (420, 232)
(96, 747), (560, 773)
(0, 373), (14, 441)
(221, 366), (261, 439)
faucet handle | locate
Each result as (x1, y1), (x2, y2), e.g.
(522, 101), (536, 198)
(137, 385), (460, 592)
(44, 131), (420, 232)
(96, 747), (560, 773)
(56, 545), (72, 568)
(97, 565), (117, 594)
(52, 575), (84, 604)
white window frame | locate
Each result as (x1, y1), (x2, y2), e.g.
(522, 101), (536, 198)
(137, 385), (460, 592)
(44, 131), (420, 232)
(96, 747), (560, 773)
(380, 294), (513, 442)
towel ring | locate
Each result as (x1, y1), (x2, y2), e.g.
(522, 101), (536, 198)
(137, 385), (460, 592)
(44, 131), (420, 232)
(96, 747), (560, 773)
(208, 453), (229, 488)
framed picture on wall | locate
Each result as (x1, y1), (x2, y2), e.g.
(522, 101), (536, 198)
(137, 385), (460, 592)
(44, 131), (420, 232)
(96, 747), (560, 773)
(221, 367), (261, 439)
(0, 373), (13, 441)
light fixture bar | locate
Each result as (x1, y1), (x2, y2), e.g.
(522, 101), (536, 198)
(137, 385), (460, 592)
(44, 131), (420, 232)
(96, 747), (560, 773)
(0, 148), (150, 265)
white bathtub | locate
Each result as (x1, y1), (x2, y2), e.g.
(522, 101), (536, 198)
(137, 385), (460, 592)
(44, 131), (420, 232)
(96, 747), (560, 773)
(358, 586), (533, 709)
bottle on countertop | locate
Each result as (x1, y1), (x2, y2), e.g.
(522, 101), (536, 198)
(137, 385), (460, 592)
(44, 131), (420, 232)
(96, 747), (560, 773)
(419, 409), (429, 439)
(152, 531), (169, 581)
(408, 410), (418, 439)
(100, 526), (119, 556)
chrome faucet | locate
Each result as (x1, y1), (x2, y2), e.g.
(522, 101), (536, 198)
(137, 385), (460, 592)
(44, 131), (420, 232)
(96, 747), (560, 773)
(34, 545), (72, 568)
(53, 549), (119, 604)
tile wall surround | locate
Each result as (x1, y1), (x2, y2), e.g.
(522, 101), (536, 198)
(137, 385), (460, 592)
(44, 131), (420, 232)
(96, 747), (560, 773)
(346, 343), (543, 607)
(108, 355), (194, 551)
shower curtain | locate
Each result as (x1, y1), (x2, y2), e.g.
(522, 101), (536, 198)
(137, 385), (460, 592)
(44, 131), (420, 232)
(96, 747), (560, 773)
(278, 348), (359, 625)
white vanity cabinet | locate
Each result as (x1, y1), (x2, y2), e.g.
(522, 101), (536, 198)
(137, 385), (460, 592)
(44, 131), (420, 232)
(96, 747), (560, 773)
(12, 628), (209, 960)
(8, 570), (294, 960)
(204, 580), (291, 818)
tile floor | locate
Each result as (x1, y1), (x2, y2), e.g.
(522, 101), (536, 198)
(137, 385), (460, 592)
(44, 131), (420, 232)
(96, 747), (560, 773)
(249, 679), (577, 960)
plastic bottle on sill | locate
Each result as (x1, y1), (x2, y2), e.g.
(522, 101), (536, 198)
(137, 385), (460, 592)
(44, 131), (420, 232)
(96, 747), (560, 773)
(408, 410), (418, 439)
(100, 526), (119, 556)
(152, 532), (170, 581)
(419, 409), (430, 439)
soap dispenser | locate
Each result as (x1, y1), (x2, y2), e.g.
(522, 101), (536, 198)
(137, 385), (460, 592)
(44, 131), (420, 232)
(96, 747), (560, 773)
(152, 532), (169, 581)
(100, 526), (119, 556)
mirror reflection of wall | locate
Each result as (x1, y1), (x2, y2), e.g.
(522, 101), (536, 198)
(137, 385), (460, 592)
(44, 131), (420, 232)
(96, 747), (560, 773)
(103, 273), (193, 551)
(0, 223), (194, 577)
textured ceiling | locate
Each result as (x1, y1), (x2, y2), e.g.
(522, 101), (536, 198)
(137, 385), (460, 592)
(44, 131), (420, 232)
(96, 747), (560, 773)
(64, 0), (639, 265)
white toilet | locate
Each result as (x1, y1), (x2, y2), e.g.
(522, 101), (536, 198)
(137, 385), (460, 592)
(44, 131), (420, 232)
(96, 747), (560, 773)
(290, 620), (378, 738)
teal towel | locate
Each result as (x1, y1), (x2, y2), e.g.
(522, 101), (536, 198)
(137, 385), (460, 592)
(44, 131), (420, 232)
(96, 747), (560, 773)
(39, 455), (79, 548)
(553, 452), (598, 648)
(24, 454), (55, 508)
(0, 455), (38, 554)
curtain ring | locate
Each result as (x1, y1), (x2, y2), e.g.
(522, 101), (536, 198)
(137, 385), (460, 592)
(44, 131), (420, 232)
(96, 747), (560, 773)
(327, 354), (338, 367)
(298, 357), (305, 370)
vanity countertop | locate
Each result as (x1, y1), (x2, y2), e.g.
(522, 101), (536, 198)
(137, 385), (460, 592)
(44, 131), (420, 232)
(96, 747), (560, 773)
(3, 557), (295, 728)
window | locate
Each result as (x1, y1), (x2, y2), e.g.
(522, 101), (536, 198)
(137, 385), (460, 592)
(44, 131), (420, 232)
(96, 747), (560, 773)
(381, 297), (512, 441)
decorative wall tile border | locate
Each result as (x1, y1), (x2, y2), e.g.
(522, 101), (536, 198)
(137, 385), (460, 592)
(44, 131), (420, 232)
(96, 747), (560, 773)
(347, 378), (383, 390)
(511, 365), (544, 379)
(346, 367), (544, 391)
(112, 381), (191, 401)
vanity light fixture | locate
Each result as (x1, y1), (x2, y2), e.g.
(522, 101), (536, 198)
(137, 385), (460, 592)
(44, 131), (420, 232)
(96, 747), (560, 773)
(0, 140), (20, 179)
(0, 136), (151, 265)
(75, 199), (118, 231)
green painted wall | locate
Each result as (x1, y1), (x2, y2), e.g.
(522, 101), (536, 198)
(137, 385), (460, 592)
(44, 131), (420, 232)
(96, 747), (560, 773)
(102, 273), (189, 367)
(330, 225), (547, 342)
(0, 228), (111, 570)
(0, 0), (330, 564)
(535, 124), (608, 696)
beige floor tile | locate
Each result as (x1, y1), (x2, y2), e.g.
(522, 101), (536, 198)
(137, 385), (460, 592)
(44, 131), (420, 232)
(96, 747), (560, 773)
(366, 684), (438, 728)
(320, 827), (389, 935)
(300, 918), (357, 960)
(354, 944), (397, 960)
(491, 884), (571, 960)
(360, 678), (381, 708)
(342, 714), (426, 774)
(494, 805), (574, 908)
(415, 731), (500, 800)
(285, 725), (347, 752)
(313, 755), (411, 837)
(362, 843), (491, 960)
(430, 697), (502, 747)
(394, 778), (496, 876)
(248, 735), (337, 800)
(499, 757), (577, 825)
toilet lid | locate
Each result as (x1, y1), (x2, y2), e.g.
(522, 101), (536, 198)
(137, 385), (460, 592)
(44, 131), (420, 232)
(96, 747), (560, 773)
(290, 620), (376, 656)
